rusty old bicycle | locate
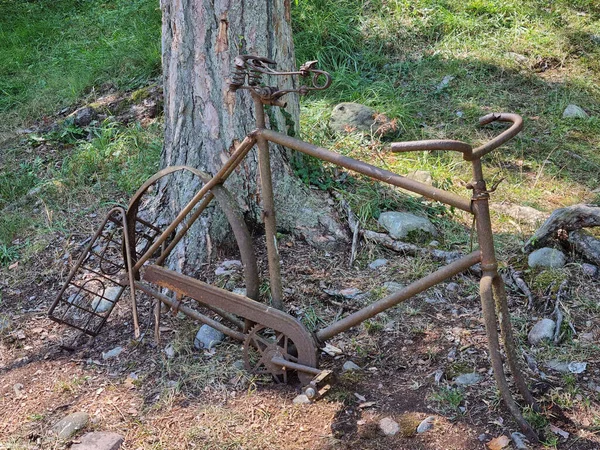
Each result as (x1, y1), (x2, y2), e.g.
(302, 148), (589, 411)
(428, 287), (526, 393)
(49, 55), (540, 440)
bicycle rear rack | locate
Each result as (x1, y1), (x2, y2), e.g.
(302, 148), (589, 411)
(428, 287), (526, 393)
(48, 207), (140, 337)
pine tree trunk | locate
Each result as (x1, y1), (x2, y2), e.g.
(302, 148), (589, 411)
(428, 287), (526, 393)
(159, 0), (346, 274)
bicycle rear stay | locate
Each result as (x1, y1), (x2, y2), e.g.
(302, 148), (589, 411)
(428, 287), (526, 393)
(49, 55), (539, 440)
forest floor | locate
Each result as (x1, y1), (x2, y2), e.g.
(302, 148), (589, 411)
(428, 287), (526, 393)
(3, 1), (600, 449)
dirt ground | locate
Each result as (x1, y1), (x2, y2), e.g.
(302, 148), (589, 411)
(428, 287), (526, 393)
(2, 222), (600, 450)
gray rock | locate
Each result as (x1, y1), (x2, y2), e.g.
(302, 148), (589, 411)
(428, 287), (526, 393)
(232, 288), (247, 296)
(71, 431), (124, 450)
(215, 267), (234, 276)
(416, 416), (435, 433)
(546, 359), (570, 373)
(400, 170), (433, 197)
(102, 346), (123, 360)
(506, 52), (529, 65)
(50, 411), (89, 439)
(511, 432), (528, 449)
(232, 359), (245, 371)
(528, 319), (556, 345)
(194, 325), (224, 350)
(383, 281), (405, 293)
(342, 361), (361, 372)
(491, 202), (546, 224)
(528, 247), (566, 268)
(568, 361), (587, 374)
(436, 75), (455, 91)
(293, 394), (312, 405)
(563, 104), (589, 119)
(378, 417), (400, 436)
(221, 260), (242, 269)
(0, 316), (11, 334)
(72, 107), (97, 127)
(339, 287), (362, 299)
(164, 344), (175, 359)
(446, 282), (459, 293)
(378, 211), (437, 241)
(582, 263), (598, 277)
(330, 103), (376, 133)
(454, 372), (482, 386)
(368, 258), (388, 270)
(91, 286), (122, 313)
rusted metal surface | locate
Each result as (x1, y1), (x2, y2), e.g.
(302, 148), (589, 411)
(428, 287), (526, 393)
(50, 56), (535, 436)
(143, 264), (319, 385)
(48, 207), (135, 336)
(316, 251), (482, 342)
(259, 128), (473, 213)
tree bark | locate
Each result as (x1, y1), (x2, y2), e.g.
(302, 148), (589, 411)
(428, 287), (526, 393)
(159, 0), (346, 274)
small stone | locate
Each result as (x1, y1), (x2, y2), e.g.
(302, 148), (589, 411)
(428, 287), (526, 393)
(428, 240), (440, 247)
(0, 316), (11, 334)
(506, 52), (529, 65)
(416, 416), (435, 433)
(91, 286), (122, 313)
(164, 344), (175, 359)
(562, 104), (589, 119)
(511, 432), (529, 449)
(232, 288), (247, 296)
(70, 431), (124, 450)
(232, 359), (245, 371)
(568, 361), (587, 374)
(436, 75), (455, 91)
(400, 170), (433, 197)
(446, 282), (459, 293)
(339, 288), (362, 299)
(215, 267), (234, 276)
(221, 260), (242, 269)
(379, 417), (400, 436)
(382, 281), (405, 293)
(546, 359), (570, 373)
(528, 319), (556, 345)
(479, 433), (492, 442)
(13, 383), (24, 399)
(293, 394), (312, 405)
(330, 103), (376, 133)
(528, 247), (566, 269)
(582, 263), (598, 277)
(50, 412), (89, 439)
(166, 380), (178, 388)
(378, 211), (437, 241)
(455, 372), (482, 386)
(102, 346), (123, 360)
(368, 259), (388, 270)
(72, 107), (97, 127)
(342, 361), (361, 372)
(194, 325), (224, 350)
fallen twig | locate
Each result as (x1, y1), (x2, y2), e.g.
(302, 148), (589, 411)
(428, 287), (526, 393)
(510, 268), (534, 309)
(362, 230), (462, 263)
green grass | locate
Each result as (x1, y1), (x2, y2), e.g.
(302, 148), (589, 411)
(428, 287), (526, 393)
(0, 0), (161, 131)
(293, 0), (600, 224)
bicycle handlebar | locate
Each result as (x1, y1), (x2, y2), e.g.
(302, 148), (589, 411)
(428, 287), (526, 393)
(472, 112), (522, 159)
(390, 113), (523, 161)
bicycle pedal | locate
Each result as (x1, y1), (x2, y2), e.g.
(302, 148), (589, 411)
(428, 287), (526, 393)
(302, 369), (335, 400)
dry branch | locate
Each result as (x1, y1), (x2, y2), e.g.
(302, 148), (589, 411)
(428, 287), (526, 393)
(362, 230), (462, 263)
(524, 204), (600, 252)
(568, 229), (600, 265)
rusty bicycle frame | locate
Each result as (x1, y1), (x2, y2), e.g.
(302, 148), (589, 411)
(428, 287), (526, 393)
(49, 55), (539, 440)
